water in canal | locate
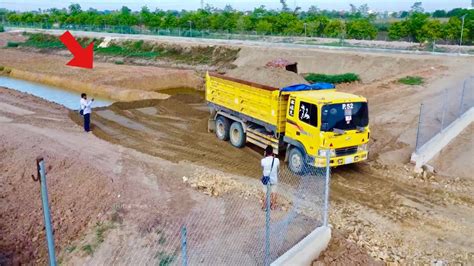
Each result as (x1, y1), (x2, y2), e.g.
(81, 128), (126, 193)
(0, 76), (113, 109)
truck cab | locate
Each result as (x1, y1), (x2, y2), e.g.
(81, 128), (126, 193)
(282, 90), (369, 173)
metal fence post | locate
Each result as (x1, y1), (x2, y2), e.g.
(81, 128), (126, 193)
(264, 182), (271, 266)
(440, 89), (448, 130)
(459, 79), (467, 116)
(323, 150), (331, 227)
(415, 103), (424, 152)
(181, 225), (187, 266)
(32, 157), (57, 266)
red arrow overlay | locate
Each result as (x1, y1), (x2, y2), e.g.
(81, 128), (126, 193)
(59, 31), (94, 69)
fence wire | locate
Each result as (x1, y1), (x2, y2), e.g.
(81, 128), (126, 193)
(416, 76), (474, 151)
(92, 156), (329, 266)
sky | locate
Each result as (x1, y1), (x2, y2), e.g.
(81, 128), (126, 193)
(0, 0), (471, 12)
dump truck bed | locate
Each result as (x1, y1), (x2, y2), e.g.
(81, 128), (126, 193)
(206, 72), (288, 133)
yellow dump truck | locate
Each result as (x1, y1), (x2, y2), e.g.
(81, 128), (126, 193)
(206, 72), (369, 173)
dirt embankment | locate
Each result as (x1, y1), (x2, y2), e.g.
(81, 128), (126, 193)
(0, 49), (203, 101)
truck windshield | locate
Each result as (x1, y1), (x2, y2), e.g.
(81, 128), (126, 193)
(321, 102), (368, 131)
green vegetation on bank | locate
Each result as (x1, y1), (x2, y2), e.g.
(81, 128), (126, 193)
(1, 2), (473, 44)
(305, 73), (360, 84)
(0, 24), (4, 32)
(398, 76), (424, 85)
(11, 33), (240, 65)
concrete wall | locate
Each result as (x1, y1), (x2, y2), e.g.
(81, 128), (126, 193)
(271, 226), (331, 266)
(411, 107), (474, 170)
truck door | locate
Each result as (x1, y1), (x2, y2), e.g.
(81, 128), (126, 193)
(285, 98), (319, 157)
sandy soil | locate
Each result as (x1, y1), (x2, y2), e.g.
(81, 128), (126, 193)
(1, 30), (474, 264)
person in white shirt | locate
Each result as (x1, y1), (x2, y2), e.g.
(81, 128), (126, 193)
(80, 93), (94, 132)
(261, 145), (280, 210)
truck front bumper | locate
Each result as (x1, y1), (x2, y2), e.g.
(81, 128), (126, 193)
(313, 150), (368, 167)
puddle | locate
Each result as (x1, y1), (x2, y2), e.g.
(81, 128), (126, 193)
(0, 76), (113, 109)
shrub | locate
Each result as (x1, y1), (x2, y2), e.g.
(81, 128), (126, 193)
(114, 60), (124, 65)
(0, 25), (4, 32)
(305, 73), (360, 84)
(398, 76), (424, 85)
(7, 42), (19, 48)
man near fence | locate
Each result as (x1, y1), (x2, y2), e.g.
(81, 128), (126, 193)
(261, 145), (280, 210)
(80, 93), (94, 132)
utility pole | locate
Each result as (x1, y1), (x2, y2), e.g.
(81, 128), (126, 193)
(460, 14), (467, 46)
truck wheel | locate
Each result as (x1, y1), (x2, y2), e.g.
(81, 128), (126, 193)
(215, 116), (230, 141)
(288, 148), (305, 174)
(229, 122), (246, 148)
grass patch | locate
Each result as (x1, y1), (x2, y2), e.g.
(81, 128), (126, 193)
(398, 76), (424, 85)
(79, 221), (116, 256)
(81, 244), (93, 255)
(114, 60), (124, 65)
(304, 73), (360, 84)
(65, 246), (76, 253)
(95, 40), (159, 58)
(155, 251), (176, 266)
(6, 42), (19, 48)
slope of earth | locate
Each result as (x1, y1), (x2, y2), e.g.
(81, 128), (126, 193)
(0, 48), (202, 101)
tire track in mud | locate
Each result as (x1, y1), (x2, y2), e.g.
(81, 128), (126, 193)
(70, 94), (263, 177)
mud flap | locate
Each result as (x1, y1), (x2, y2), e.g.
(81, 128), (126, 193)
(208, 108), (217, 133)
(208, 118), (216, 133)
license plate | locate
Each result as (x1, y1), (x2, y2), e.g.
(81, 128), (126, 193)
(345, 157), (354, 164)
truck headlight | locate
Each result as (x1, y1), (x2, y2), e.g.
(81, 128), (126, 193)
(319, 149), (336, 157)
(358, 144), (368, 152)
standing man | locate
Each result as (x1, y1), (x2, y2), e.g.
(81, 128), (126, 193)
(80, 93), (94, 132)
(261, 145), (280, 210)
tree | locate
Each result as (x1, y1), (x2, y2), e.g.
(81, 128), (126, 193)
(411, 2), (424, 13)
(323, 19), (345, 38)
(255, 20), (272, 34)
(308, 5), (319, 14)
(419, 19), (443, 42)
(432, 10), (447, 18)
(405, 12), (430, 41)
(280, 0), (290, 12)
(346, 18), (377, 39)
(388, 21), (409, 40)
(358, 4), (369, 17)
(68, 3), (82, 15)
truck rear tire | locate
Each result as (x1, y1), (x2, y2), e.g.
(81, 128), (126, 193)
(288, 147), (305, 174)
(215, 116), (230, 141)
(229, 122), (246, 148)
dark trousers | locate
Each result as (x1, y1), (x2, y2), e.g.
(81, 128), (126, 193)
(83, 113), (91, 132)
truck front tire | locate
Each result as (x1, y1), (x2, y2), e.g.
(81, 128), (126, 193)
(229, 122), (246, 148)
(216, 116), (230, 141)
(288, 147), (305, 174)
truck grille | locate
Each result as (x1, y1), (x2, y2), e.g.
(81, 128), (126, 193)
(335, 146), (358, 157)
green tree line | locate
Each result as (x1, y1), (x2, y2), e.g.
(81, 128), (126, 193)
(1, 2), (473, 43)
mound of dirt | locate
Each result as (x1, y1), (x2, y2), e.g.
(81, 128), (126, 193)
(226, 66), (308, 88)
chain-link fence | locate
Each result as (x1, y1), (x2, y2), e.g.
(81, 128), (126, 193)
(415, 76), (474, 151)
(90, 158), (330, 266)
(4, 22), (473, 54)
